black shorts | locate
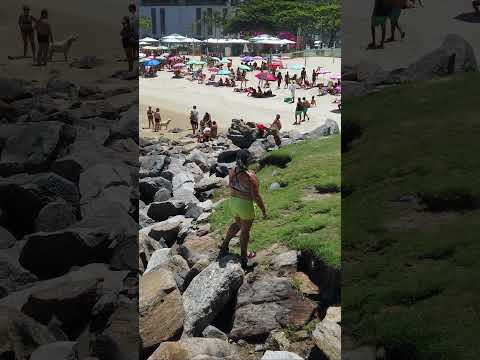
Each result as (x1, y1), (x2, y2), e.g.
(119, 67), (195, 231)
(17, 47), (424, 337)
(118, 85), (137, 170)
(37, 34), (49, 43)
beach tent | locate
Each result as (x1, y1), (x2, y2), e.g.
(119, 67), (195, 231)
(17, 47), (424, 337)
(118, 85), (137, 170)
(161, 34), (201, 44)
(140, 37), (158, 43)
(238, 64), (251, 71)
(217, 69), (231, 76)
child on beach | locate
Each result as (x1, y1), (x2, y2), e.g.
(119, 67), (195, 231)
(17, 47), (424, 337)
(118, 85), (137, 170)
(34, 9), (53, 66)
(18, 5), (36, 59)
(311, 96), (317, 107)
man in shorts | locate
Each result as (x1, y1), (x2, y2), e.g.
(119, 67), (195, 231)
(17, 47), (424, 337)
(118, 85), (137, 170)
(18, 5), (36, 59)
(387, 0), (406, 42)
(368, 0), (391, 49)
(190, 105), (199, 135)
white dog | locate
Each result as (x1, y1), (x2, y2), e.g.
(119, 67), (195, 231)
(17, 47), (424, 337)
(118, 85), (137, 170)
(158, 119), (172, 130)
(49, 35), (78, 61)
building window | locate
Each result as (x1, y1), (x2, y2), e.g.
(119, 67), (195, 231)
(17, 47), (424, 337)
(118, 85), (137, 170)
(151, 8), (157, 35)
(196, 8), (201, 35)
(160, 9), (166, 35)
(207, 8), (213, 36)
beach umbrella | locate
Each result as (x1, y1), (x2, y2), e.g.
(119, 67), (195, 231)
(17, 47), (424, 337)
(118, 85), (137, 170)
(317, 69), (331, 74)
(253, 56), (264, 60)
(145, 59), (160, 66)
(169, 56), (182, 61)
(187, 60), (206, 66)
(173, 63), (185, 68)
(211, 57), (221, 62)
(238, 64), (251, 71)
(139, 53), (146, 58)
(288, 64), (303, 70)
(209, 67), (219, 73)
(240, 56), (253, 62)
(139, 42), (148, 46)
(161, 52), (170, 57)
(216, 69), (232, 76)
(140, 37), (158, 43)
(139, 58), (148, 63)
(218, 58), (230, 64)
(255, 72), (276, 81)
(156, 56), (166, 61)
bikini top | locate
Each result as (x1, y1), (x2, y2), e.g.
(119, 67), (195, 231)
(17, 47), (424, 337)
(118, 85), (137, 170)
(230, 168), (251, 194)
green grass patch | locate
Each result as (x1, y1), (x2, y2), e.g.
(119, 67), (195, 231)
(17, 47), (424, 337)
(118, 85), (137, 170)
(343, 73), (480, 359)
(210, 137), (341, 268)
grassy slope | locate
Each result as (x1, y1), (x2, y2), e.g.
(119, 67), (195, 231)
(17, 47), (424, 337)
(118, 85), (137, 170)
(343, 73), (480, 359)
(210, 136), (341, 268)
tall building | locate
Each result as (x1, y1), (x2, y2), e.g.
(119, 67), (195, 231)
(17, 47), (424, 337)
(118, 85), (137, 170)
(140, 0), (241, 39)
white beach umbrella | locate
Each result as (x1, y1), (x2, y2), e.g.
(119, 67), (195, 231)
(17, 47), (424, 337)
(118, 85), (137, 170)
(139, 37), (158, 43)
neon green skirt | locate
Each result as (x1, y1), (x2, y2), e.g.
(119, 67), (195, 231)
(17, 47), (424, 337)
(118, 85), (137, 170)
(229, 197), (255, 220)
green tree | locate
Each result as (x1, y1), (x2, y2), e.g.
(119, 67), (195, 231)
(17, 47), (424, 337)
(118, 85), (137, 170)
(139, 16), (152, 33)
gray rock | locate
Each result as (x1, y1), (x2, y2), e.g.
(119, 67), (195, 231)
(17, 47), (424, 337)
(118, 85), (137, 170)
(144, 248), (171, 274)
(0, 226), (16, 249)
(147, 200), (186, 222)
(202, 325), (228, 341)
(34, 199), (76, 233)
(0, 252), (37, 297)
(182, 256), (244, 336)
(265, 329), (290, 351)
(261, 351), (304, 360)
(139, 207), (155, 228)
(153, 188), (171, 203)
(271, 251), (298, 271)
(30, 341), (78, 360)
(139, 232), (165, 271)
(0, 77), (32, 102)
(341, 81), (369, 99)
(249, 140), (267, 160)
(312, 320), (341, 360)
(343, 346), (376, 360)
(354, 61), (389, 85)
(269, 182), (281, 192)
(109, 105), (138, 140)
(185, 200), (213, 220)
(195, 175), (224, 193)
(306, 119), (339, 138)
(143, 215), (192, 246)
(187, 149), (209, 172)
(217, 150), (239, 164)
(139, 176), (172, 204)
(139, 155), (166, 179)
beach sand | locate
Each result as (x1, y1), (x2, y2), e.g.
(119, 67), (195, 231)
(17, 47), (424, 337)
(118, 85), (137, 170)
(0, 0), (132, 84)
(139, 56), (341, 141)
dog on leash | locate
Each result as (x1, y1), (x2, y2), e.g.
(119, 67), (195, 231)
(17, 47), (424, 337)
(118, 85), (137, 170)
(49, 35), (78, 61)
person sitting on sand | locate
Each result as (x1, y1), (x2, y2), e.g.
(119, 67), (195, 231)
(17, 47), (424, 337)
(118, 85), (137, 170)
(154, 108), (161, 132)
(218, 78), (224, 87)
(147, 106), (154, 129)
(311, 95), (317, 107)
(256, 86), (263, 98)
(219, 149), (267, 269)
(34, 9), (53, 66)
(225, 78), (231, 86)
(203, 112), (212, 128)
(294, 98), (304, 125)
(211, 121), (218, 139)
(18, 5), (36, 59)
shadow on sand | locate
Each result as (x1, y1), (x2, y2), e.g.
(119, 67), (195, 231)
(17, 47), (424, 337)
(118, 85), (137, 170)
(454, 12), (480, 23)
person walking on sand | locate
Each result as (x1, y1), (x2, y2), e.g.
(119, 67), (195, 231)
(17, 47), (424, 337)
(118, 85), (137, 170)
(240, 70), (247, 89)
(368, 0), (391, 49)
(294, 97), (304, 125)
(147, 106), (154, 129)
(301, 67), (307, 85)
(34, 9), (53, 66)
(288, 81), (296, 103)
(120, 16), (135, 72)
(219, 149), (267, 269)
(302, 97), (311, 121)
(190, 105), (199, 135)
(387, 0), (406, 42)
(154, 107), (161, 132)
(18, 5), (36, 59)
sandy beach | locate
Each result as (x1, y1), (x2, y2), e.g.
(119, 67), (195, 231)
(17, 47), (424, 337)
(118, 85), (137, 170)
(139, 56), (341, 141)
(0, 0), (132, 85)
(343, 0), (480, 70)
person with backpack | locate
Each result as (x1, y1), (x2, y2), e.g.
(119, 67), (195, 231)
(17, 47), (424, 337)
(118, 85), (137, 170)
(219, 150), (267, 269)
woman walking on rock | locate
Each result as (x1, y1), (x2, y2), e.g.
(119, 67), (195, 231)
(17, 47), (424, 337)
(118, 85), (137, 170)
(219, 150), (267, 269)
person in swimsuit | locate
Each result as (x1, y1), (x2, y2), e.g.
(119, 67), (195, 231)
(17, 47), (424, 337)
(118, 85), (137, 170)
(121, 16), (135, 72)
(368, 0), (391, 49)
(147, 106), (154, 129)
(284, 71), (290, 88)
(294, 97), (304, 125)
(18, 5), (36, 59)
(128, 3), (139, 60)
(302, 97), (311, 121)
(219, 150), (267, 269)
(276, 71), (282, 89)
(154, 108), (161, 132)
(190, 105), (199, 135)
(34, 9), (53, 66)
(269, 114), (282, 146)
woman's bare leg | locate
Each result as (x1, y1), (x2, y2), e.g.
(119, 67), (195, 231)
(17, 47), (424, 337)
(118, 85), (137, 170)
(28, 32), (36, 58)
(21, 32), (28, 57)
(220, 217), (241, 253)
(239, 219), (253, 266)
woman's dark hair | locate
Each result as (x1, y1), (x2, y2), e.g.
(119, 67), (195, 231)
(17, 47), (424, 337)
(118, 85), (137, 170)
(129, 3), (137, 12)
(236, 149), (251, 170)
(123, 16), (130, 24)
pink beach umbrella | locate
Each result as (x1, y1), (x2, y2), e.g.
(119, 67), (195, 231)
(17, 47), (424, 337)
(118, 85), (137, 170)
(161, 52), (170, 57)
(255, 72), (276, 81)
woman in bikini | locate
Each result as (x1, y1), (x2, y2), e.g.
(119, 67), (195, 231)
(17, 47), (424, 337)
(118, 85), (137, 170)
(120, 16), (135, 72)
(147, 106), (154, 129)
(18, 5), (36, 59)
(219, 150), (267, 269)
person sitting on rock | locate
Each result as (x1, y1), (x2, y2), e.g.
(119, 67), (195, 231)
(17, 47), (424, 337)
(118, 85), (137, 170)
(219, 149), (267, 269)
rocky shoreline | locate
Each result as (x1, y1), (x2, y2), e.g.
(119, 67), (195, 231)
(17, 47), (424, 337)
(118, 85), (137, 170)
(138, 119), (340, 360)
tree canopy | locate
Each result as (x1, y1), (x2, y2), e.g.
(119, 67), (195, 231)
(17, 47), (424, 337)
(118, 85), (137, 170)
(224, 0), (340, 37)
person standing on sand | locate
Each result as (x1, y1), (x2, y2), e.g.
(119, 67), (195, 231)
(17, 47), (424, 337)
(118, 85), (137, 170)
(18, 5), (36, 59)
(368, 0), (391, 49)
(190, 105), (199, 135)
(34, 9), (53, 66)
(219, 149), (267, 269)
(269, 114), (282, 146)
(211, 121), (218, 139)
(147, 106), (154, 129)
(288, 81), (296, 103)
(294, 97), (304, 125)
(284, 71), (290, 88)
(387, 0), (406, 42)
(302, 97), (311, 121)
(154, 108), (161, 132)
(276, 71), (282, 89)
(312, 69), (317, 86)
(301, 67), (307, 85)
(121, 16), (135, 72)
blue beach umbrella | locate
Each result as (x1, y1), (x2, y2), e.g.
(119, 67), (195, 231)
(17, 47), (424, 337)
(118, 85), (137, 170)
(145, 59), (160, 66)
